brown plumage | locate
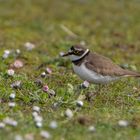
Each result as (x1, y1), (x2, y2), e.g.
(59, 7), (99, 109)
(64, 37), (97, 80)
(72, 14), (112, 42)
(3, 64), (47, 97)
(72, 48), (140, 77)
(85, 52), (140, 77)
(62, 44), (140, 82)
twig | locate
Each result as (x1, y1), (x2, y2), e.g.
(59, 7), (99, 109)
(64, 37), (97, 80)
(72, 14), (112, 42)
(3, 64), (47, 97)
(60, 24), (78, 38)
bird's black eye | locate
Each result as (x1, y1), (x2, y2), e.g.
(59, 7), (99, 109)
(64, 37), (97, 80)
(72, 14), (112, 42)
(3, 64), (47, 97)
(74, 50), (79, 54)
(71, 46), (75, 51)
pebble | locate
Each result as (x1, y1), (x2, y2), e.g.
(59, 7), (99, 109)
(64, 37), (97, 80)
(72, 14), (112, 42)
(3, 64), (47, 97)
(118, 120), (129, 127)
(24, 42), (35, 51)
(36, 122), (42, 128)
(40, 130), (51, 139)
(49, 121), (58, 129)
(7, 69), (15, 76)
(65, 109), (73, 118)
(33, 106), (40, 112)
(41, 72), (46, 78)
(76, 100), (84, 107)
(0, 122), (5, 128)
(13, 60), (23, 68)
(34, 79), (43, 87)
(88, 126), (96, 132)
(43, 85), (49, 92)
(11, 81), (21, 89)
(45, 67), (52, 74)
(8, 102), (16, 107)
(9, 93), (16, 99)
(4, 117), (18, 126)
(81, 81), (89, 88)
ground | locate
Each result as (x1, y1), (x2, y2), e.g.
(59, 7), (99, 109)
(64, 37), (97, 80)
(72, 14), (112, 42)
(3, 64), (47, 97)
(0, 0), (140, 140)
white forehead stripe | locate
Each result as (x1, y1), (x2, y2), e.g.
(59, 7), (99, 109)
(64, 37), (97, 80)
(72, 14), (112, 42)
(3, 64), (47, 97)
(75, 48), (83, 51)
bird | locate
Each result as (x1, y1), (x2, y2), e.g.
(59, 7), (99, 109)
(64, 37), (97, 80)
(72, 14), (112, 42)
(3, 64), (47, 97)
(62, 44), (140, 84)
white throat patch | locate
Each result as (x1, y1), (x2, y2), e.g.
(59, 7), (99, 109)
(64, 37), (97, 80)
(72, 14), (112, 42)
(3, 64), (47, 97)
(69, 49), (89, 61)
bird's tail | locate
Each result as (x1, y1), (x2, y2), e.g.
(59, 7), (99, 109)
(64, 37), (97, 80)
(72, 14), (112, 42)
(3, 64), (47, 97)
(123, 69), (140, 77)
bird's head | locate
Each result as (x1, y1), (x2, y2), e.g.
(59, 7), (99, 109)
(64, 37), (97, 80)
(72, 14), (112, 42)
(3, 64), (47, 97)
(62, 45), (89, 61)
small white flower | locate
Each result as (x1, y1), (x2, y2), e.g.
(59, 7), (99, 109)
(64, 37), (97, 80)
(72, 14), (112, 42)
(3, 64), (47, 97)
(36, 122), (42, 128)
(33, 106), (40, 112)
(15, 135), (23, 140)
(8, 102), (16, 108)
(4, 50), (10, 55)
(4, 117), (18, 126)
(24, 133), (34, 140)
(49, 121), (58, 129)
(47, 89), (56, 97)
(65, 109), (73, 118)
(40, 130), (51, 139)
(0, 122), (5, 128)
(81, 81), (89, 88)
(7, 69), (15, 76)
(32, 112), (38, 118)
(53, 102), (59, 108)
(24, 42), (35, 51)
(41, 72), (46, 78)
(2, 53), (9, 59)
(45, 67), (52, 74)
(16, 49), (21, 54)
(34, 115), (43, 122)
(88, 126), (96, 132)
(43, 84), (49, 92)
(9, 93), (16, 99)
(118, 120), (128, 127)
(59, 52), (65, 57)
(76, 100), (84, 107)
(2, 50), (11, 59)
(11, 81), (21, 89)
(13, 60), (23, 68)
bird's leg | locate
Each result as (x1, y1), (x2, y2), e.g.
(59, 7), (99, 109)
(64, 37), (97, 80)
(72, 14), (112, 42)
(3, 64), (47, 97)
(94, 84), (104, 95)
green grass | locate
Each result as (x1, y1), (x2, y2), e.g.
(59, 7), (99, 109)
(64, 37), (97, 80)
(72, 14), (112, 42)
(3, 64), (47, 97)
(0, 0), (140, 139)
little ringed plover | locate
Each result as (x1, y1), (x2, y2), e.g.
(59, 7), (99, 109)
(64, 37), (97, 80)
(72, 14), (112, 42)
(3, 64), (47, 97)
(62, 45), (140, 84)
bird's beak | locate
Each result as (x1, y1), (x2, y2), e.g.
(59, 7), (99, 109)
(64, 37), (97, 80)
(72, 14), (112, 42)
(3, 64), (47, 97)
(61, 51), (73, 57)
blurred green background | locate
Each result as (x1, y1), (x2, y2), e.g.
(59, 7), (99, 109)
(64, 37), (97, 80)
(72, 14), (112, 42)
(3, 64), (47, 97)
(0, 0), (140, 140)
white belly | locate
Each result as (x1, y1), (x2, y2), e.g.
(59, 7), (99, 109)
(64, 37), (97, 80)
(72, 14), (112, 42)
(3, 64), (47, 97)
(73, 63), (119, 84)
